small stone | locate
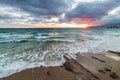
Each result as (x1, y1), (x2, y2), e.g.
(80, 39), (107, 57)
(110, 72), (119, 79)
(104, 68), (111, 71)
(98, 69), (106, 74)
(47, 71), (51, 76)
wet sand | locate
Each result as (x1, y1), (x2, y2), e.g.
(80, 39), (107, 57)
(1, 66), (76, 80)
(1, 51), (120, 80)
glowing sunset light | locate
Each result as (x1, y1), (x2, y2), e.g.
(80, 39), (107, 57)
(78, 19), (93, 28)
(79, 24), (90, 28)
(60, 23), (91, 28)
(34, 22), (92, 28)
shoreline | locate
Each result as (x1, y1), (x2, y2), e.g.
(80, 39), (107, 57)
(1, 51), (120, 80)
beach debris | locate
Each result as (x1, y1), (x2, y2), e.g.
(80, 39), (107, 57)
(110, 72), (119, 79)
(91, 56), (106, 63)
(98, 69), (106, 74)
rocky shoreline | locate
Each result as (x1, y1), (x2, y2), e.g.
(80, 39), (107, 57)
(1, 51), (120, 80)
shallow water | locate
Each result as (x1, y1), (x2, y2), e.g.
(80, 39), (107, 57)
(0, 28), (120, 78)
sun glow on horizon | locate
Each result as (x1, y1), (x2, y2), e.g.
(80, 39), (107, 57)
(34, 22), (92, 28)
(79, 24), (90, 28)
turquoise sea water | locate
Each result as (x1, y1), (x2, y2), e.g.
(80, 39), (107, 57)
(0, 28), (120, 78)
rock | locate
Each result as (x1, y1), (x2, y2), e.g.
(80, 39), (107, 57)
(108, 50), (120, 56)
(64, 54), (100, 80)
(63, 62), (74, 73)
(98, 69), (106, 74)
(110, 72), (119, 79)
(47, 71), (51, 76)
(104, 68), (111, 71)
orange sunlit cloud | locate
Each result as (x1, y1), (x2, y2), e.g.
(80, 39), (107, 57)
(34, 22), (93, 28)
(33, 18), (94, 28)
(79, 18), (92, 24)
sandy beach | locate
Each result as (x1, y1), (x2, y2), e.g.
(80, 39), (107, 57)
(1, 51), (120, 80)
(2, 66), (76, 80)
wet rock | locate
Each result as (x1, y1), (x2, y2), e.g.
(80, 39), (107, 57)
(47, 71), (51, 76)
(104, 68), (111, 72)
(98, 69), (106, 74)
(110, 72), (119, 79)
(63, 62), (74, 73)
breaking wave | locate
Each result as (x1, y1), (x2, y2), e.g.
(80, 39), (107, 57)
(0, 28), (120, 78)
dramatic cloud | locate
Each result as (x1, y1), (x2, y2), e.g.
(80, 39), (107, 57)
(97, 6), (120, 25)
(0, 0), (120, 28)
(65, 0), (120, 22)
(0, 0), (73, 18)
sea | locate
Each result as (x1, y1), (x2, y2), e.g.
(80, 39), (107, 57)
(0, 28), (120, 78)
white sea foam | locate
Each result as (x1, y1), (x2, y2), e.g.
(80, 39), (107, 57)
(0, 28), (120, 78)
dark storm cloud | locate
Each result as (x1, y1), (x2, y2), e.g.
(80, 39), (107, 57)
(0, 0), (120, 26)
(0, 0), (72, 17)
(65, 0), (120, 21)
(105, 14), (120, 25)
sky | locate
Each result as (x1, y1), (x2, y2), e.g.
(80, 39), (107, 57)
(0, 0), (120, 28)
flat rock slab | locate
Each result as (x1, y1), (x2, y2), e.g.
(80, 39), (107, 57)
(76, 51), (120, 80)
